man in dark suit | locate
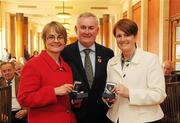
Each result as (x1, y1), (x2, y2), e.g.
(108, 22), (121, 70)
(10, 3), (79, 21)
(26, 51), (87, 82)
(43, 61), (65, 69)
(0, 62), (27, 123)
(61, 12), (114, 123)
(163, 60), (180, 82)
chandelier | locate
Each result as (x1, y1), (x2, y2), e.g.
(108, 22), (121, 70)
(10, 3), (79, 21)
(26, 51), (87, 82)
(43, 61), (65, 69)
(56, 1), (71, 19)
(60, 19), (70, 29)
(62, 22), (70, 28)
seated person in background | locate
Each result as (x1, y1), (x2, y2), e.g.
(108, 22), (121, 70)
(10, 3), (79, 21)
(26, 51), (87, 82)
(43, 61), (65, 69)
(0, 62), (27, 123)
(14, 63), (24, 76)
(163, 60), (180, 82)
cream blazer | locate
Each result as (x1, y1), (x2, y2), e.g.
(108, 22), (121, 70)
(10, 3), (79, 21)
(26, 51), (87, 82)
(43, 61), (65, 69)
(106, 48), (167, 123)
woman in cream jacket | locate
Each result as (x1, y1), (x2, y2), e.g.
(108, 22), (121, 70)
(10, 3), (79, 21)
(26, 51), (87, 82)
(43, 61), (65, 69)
(104, 19), (166, 123)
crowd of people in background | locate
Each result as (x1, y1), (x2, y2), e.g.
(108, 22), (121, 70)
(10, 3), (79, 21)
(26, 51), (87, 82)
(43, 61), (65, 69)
(0, 49), (39, 76)
(0, 48), (38, 123)
(0, 62), (28, 123)
(0, 48), (39, 123)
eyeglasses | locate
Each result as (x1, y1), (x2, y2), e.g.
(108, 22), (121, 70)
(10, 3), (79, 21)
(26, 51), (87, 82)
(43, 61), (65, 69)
(46, 35), (64, 41)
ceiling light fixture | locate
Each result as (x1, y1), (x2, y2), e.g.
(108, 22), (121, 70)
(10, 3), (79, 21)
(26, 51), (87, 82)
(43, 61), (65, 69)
(62, 22), (70, 28)
(60, 19), (70, 29)
(56, 1), (71, 19)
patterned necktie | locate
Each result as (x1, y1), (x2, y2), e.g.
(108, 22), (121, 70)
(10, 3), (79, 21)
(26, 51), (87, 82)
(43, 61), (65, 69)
(84, 49), (94, 87)
(7, 81), (12, 86)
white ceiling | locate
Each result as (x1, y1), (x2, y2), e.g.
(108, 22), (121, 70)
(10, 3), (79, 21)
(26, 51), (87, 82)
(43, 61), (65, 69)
(2, 0), (124, 34)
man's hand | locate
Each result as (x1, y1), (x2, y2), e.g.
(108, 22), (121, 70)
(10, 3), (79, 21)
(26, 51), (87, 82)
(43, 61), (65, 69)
(1, 113), (8, 121)
(15, 109), (27, 119)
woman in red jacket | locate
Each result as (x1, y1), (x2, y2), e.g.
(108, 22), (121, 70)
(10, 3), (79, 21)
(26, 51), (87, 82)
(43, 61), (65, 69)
(18, 21), (76, 123)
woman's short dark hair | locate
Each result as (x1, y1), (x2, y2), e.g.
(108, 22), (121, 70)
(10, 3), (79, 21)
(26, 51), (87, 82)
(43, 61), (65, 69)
(41, 21), (67, 44)
(113, 19), (138, 37)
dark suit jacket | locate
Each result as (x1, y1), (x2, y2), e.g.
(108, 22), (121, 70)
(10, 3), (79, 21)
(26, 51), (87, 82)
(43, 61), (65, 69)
(0, 74), (20, 121)
(165, 71), (180, 83)
(61, 41), (114, 123)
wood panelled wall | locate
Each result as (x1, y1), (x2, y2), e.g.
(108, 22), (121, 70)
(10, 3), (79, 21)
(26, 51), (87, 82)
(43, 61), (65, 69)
(10, 15), (15, 57)
(103, 14), (110, 48)
(15, 13), (24, 60)
(147, 0), (160, 55)
(123, 11), (127, 19)
(132, 1), (141, 48)
(23, 17), (28, 52)
(169, 0), (180, 67)
(170, 0), (180, 17)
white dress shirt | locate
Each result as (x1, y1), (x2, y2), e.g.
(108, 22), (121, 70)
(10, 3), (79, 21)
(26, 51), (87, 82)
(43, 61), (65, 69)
(7, 77), (21, 111)
(78, 42), (95, 76)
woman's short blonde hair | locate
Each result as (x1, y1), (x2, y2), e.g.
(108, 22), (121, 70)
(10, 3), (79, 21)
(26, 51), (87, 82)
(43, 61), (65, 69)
(41, 21), (67, 44)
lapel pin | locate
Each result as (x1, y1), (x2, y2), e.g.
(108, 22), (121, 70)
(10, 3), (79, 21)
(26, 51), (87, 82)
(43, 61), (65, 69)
(97, 56), (102, 63)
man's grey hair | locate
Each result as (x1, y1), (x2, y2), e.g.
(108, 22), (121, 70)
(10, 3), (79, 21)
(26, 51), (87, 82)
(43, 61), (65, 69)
(76, 12), (99, 25)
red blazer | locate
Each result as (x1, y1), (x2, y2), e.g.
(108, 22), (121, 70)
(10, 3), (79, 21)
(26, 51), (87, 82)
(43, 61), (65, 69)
(18, 51), (76, 123)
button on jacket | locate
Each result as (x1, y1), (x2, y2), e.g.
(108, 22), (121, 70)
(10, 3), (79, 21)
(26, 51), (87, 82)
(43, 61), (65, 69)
(106, 48), (167, 123)
(18, 51), (76, 123)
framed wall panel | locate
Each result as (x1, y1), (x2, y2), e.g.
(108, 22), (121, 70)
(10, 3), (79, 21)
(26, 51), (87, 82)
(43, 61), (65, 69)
(132, 1), (141, 48)
(123, 11), (127, 19)
(147, 0), (160, 55)
(173, 22), (180, 70)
